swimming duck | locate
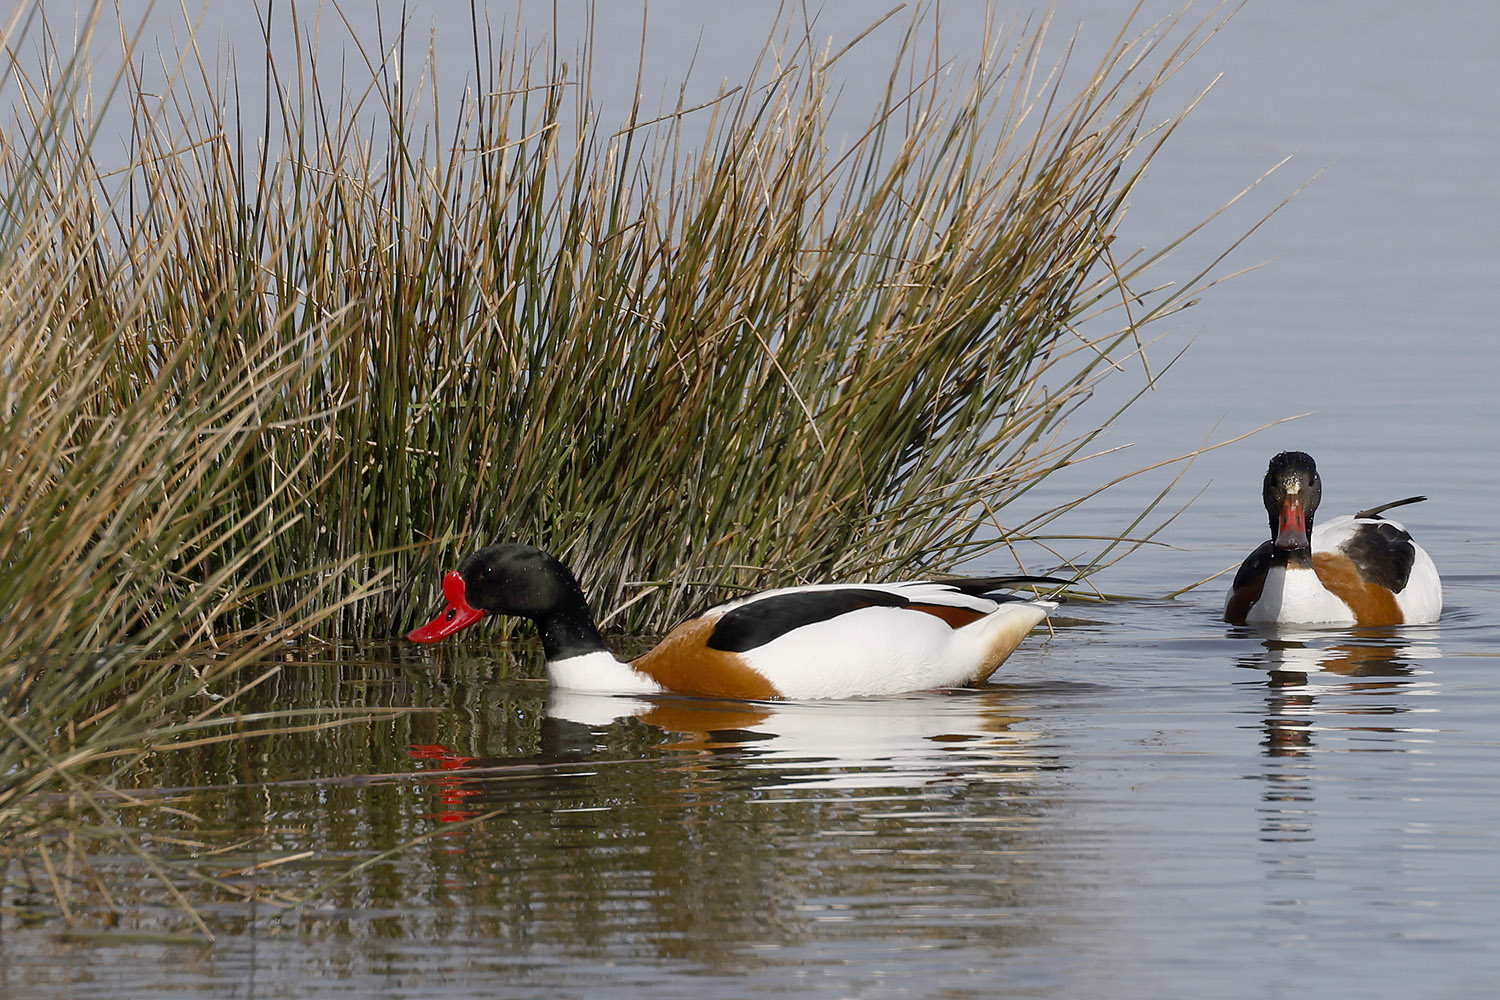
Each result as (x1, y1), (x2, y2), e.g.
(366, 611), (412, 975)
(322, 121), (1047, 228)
(1224, 451), (1441, 626)
(408, 543), (1062, 699)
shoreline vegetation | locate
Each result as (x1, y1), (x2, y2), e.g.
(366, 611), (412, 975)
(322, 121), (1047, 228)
(2, 2), (1262, 934)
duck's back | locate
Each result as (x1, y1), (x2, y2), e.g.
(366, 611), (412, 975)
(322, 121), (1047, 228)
(631, 582), (1053, 699)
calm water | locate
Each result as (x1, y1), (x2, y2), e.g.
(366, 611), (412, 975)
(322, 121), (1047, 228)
(5, 1), (1498, 997)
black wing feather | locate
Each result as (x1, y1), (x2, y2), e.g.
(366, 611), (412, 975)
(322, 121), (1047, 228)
(1231, 540), (1275, 592)
(707, 588), (909, 653)
(1344, 521), (1417, 592)
(932, 574), (1072, 594)
(1354, 495), (1427, 520)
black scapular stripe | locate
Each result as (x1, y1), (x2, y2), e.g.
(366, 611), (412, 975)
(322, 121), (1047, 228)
(1344, 521), (1417, 592)
(1231, 540), (1275, 591)
(707, 588), (911, 653)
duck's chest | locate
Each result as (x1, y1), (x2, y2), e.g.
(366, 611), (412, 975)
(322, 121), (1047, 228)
(1244, 564), (1357, 625)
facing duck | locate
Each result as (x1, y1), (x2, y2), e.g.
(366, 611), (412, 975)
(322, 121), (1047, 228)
(1224, 451), (1441, 626)
(409, 543), (1062, 699)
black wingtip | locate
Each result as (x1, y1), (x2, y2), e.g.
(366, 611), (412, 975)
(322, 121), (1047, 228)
(1354, 495), (1427, 520)
(938, 574), (1074, 595)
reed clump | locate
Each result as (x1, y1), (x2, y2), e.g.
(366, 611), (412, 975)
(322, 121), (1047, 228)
(66, 2), (1233, 639)
(2, 1), (1250, 929)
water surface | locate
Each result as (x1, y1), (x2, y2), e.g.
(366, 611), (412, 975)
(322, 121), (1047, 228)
(7, 588), (1500, 998)
(4, 1), (1498, 997)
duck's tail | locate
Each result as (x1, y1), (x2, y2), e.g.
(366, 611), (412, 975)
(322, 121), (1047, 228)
(959, 600), (1056, 685)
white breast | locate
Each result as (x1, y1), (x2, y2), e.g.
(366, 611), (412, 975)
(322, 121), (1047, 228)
(1244, 566), (1355, 625)
(547, 650), (664, 694)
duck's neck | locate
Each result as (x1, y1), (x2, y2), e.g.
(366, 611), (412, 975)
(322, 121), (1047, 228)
(529, 576), (661, 694)
(1270, 544), (1315, 571)
(532, 593), (611, 663)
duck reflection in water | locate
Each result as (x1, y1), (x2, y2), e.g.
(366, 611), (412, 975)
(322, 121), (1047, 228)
(1237, 632), (1440, 856)
(1240, 631), (1440, 757)
(407, 687), (1045, 824)
(400, 687), (1065, 969)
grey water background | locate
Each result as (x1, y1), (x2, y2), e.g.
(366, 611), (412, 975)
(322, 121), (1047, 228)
(4, 2), (1498, 997)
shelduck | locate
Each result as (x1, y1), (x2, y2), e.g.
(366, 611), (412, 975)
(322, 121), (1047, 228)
(1224, 451), (1441, 626)
(408, 543), (1062, 699)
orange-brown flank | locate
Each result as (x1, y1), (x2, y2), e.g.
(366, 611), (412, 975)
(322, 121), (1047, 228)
(627, 616), (783, 700)
(1312, 552), (1404, 626)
